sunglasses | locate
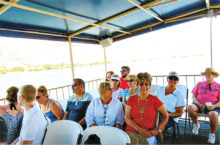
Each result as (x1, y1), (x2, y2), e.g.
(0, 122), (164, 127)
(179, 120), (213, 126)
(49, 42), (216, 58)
(105, 88), (113, 91)
(120, 70), (127, 73)
(127, 79), (134, 82)
(139, 83), (150, 87)
(111, 79), (119, 82)
(168, 76), (179, 81)
(36, 96), (40, 99)
(72, 83), (81, 87)
(208, 84), (211, 91)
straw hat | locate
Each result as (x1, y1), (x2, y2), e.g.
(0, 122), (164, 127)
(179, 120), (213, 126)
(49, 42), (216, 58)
(201, 68), (219, 77)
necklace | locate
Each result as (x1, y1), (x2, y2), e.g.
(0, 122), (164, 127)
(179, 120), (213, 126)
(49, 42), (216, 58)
(137, 95), (148, 120)
(44, 99), (50, 114)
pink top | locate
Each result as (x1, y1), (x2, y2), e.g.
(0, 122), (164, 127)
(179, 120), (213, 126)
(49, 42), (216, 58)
(192, 81), (220, 105)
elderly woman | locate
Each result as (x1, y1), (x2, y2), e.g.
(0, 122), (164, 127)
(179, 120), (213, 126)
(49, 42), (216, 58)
(36, 85), (64, 122)
(125, 72), (168, 145)
(85, 81), (124, 128)
(188, 68), (220, 144)
(0, 86), (23, 144)
(122, 74), (139, 104)
(155, 71), (185, 129)
(111, 74), (123, 100)
(105, 71), (114, 81)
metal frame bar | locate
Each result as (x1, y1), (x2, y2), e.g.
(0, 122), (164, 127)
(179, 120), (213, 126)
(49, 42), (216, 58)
(128, 0), (163, 22)
(0, 0), (129, 34)
(113, 7), (210, 39)
(68, 0), (164, 38)
(0, 0), (19, 15)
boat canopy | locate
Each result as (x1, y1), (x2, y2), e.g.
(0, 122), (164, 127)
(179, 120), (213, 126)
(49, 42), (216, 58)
(0, 0), (220, 44)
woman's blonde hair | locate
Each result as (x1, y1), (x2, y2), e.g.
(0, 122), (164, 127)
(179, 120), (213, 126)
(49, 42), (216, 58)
(6, 86), (19, 103)
(98, 81), (111, 94)
(137, 72), (152, 85)
(128, 74), (137, 81)
(37, 85), (48, 96)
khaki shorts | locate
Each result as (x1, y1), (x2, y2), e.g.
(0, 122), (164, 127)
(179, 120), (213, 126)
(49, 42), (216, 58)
(126, 131), (149, 145)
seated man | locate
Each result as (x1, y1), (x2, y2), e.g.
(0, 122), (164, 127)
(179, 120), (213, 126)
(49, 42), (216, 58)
(155, 72), (185, 129)
(188, 68), (220, 144)
(14, 85), (47, 145)
(63, 78), (93, 129)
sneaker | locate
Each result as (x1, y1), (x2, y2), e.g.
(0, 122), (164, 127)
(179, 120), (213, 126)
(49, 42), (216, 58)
(208, 133), (215, 144)
(192, 123), (200, 135)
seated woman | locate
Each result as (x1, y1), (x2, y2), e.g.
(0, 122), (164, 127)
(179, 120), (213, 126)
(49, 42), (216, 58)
(85, 81), (124, 128)
(122, 74), (139, 104)
(105, 71), (114, 81)
(155, 71), (185, 129)
(0, 86), (23, 144)
(125, 72), (168, 145)
(36, 86), (64, 122)
(187, 68), (220, 144)
(111, 74), (123, 100)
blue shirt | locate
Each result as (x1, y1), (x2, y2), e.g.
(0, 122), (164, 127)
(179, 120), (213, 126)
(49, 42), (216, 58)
(155, 86), (185, 122)
(66, 92), (93, 124)
(123, 88), (139, 102)
(85, 97), (124, 128)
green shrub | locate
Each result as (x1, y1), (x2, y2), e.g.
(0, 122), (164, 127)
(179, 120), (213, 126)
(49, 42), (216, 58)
(10, 67), (25, 72)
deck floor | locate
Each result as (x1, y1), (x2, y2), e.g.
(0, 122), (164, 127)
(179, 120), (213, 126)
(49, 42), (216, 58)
(163, 119), (220, 144)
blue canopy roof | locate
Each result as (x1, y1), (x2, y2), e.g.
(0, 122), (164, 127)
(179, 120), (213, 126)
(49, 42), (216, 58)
(0, 0), (219, 44)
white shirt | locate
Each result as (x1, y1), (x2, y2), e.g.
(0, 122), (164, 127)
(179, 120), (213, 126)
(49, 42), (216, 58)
(17, 105), (47, 145)
(112, 88), (123, 99)
(155, 86), (185, 122)
(85, 97), (124, 127)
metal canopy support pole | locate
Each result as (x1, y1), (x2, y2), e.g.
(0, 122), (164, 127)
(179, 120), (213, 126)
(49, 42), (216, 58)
(68, 36), (75, 79)
(208, 9), (214, 68)
(210, 16), (213, 68)
(103, 46), (107, 75)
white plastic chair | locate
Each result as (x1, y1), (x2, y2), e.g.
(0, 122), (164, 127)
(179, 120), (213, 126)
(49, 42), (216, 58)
(81, 126), (130, 145)
(57, 98), (68, 110)
(150, 84), (160, 95)
(43, 120), (83, 145)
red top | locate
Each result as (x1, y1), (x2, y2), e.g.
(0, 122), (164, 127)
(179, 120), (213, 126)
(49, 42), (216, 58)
(125, 94), (163, 133)
(119, 77), (129, 90)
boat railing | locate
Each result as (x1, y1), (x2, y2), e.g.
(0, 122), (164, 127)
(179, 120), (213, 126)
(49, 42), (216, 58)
(0, 74), (214, 122)
(48, 78), (105, 100)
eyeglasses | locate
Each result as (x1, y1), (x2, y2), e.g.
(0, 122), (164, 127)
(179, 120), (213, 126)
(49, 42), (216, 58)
(111, 79), (119, 82)
(168, 76), (179, 81)
(127, 79), (134, 82)
(72, 83), (80, 87)
(36, 96), (40, 99)
(120, 70), (127, 73)
(208, 84), (211, 91)
(139, 83), (150, 87)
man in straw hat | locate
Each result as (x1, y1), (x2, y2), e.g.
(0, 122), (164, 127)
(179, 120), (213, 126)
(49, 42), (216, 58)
(188, 68), (220, 144)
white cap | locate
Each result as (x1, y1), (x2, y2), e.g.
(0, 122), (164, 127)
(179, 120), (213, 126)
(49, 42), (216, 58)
(168, 71), (179, 79)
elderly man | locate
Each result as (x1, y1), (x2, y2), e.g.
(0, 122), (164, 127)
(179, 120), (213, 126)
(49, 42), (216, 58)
(63, 78), (93, 129)
(119, 66), (130, 90)
(14, 85), (47, 145)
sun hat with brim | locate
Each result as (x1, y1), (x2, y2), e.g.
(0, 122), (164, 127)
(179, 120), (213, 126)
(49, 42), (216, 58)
(201, 68), (219, 77)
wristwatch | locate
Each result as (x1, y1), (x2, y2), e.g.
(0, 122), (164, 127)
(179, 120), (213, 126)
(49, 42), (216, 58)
(157, 128), (162, 133)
